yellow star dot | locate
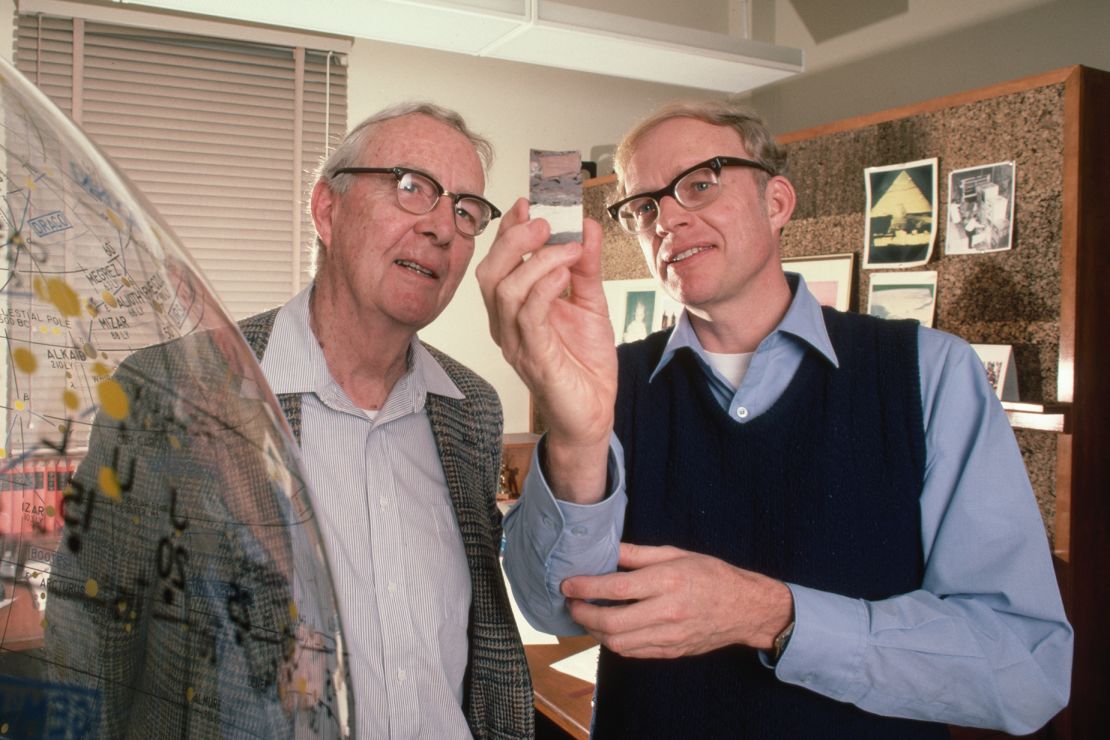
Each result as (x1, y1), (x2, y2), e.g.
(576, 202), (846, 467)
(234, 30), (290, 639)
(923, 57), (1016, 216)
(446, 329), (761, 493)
(13, 347), (37, 374)
(98, 467), (122, 500)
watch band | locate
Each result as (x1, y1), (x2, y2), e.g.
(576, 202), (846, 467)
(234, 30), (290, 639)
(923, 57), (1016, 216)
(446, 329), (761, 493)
(770, 620), (795, 664)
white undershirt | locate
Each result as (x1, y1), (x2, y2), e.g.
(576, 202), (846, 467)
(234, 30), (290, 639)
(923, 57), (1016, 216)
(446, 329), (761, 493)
(702, 350), (755, 391)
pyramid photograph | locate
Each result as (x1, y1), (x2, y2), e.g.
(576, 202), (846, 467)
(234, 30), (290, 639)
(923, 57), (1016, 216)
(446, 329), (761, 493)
(864, 159), (938, 267)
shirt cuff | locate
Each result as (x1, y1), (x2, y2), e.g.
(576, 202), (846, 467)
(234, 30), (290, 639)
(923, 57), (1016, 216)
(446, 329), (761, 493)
(503, 434), (626, 631)
(527, 432), (626, 561)
(771, 583), (869, 704)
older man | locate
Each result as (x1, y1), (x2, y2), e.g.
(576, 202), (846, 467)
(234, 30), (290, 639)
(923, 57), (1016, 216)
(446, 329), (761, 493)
(239, 102), (533, 738)
(44, 102), (533, 738)
(478, 100), (1071, 738)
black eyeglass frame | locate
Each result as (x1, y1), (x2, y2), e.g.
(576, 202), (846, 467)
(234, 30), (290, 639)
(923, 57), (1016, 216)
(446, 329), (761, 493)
(606, 155), (775, 230)
(332, 166), (502, 236)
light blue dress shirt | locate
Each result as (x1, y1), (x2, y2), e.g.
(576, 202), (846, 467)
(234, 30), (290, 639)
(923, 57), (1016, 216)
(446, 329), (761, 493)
(504, 274), (1073, 734)
(260, 287), (473, 740)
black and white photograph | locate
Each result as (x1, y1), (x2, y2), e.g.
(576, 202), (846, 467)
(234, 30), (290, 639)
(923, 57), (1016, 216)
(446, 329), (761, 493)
(945, 162), (1016, 254)
(867, 270), (938, 327)
(529, 148), (583, 245)
(864, 158), (938, 269)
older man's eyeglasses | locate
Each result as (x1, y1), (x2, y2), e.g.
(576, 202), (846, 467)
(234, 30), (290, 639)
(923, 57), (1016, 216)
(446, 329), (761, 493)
(607, 155), (775, 235)
(333, 166), (502, 237)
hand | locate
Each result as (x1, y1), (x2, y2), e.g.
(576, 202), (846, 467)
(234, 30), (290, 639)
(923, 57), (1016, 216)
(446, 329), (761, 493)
(475, 198), (617, 502)
(562, 543), (794, 659)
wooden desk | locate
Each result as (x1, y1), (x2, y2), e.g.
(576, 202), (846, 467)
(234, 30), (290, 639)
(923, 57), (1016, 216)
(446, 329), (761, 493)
(525, 638), (1035, 740)
(525, 635), (597, 740)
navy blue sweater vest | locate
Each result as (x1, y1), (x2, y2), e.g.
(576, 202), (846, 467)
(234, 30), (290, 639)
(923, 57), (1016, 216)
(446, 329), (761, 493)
(593, 309), (947, 739)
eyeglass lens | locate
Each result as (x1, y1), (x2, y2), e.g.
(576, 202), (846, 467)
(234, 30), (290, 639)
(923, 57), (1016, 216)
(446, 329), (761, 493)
(617, 166), (723, 234)
(395, 171), (492, 237)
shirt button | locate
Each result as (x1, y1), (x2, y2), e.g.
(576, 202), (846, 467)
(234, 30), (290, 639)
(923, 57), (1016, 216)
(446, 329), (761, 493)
(397, 668), (407, 683)
(388, 581), (398, 593)
(735, 406), (749, 419)
(571, 526), (587, 536)
(379, 497), (390, 510)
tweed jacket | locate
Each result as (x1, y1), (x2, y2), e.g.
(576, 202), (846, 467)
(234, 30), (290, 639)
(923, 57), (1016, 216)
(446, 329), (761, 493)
(45, 326), (319, 738)
(239, 308), (535, 740)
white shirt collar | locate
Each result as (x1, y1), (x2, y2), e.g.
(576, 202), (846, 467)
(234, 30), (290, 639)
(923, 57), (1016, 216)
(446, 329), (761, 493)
(259, 285), (464, 402)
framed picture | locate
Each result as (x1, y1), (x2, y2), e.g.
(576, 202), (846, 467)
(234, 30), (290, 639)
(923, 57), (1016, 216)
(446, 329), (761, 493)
(970, 343), (1020, 401)
(781, 252), (855, 311)
(601, 278), (683, 344)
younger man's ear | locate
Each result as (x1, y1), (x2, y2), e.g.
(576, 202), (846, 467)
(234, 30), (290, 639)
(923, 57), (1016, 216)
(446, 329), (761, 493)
(765, 176), (796, 232)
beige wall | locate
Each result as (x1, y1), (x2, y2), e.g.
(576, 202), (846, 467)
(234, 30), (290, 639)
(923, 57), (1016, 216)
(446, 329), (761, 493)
(345, 38), (708, 433)
(750, 0), (1110, 134)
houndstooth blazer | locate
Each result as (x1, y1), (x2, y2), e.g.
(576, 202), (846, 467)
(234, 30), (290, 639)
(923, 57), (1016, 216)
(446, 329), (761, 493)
(239, 308), (535, 740)
(45, 326), (318, 738)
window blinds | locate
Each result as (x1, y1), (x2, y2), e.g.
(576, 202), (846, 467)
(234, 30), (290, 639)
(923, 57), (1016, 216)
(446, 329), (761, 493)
(15, 12), (348, 319)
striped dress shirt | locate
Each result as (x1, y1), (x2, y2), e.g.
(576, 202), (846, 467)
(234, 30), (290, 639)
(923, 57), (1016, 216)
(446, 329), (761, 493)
(259, 287), (473, 739)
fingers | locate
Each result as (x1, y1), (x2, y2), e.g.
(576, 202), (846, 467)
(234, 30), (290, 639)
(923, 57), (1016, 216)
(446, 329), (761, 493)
(568, 597), (697, 660)
(561, 567), (659, 603)
(617, 542), (688, 569)
(476, 198), (575, 348)
(560, 545), (689, 601)
(475, 199), (547, 333)
(581, 623), (694, 660)
(566, 218), (607, 311)
(476, 202), (611, 383)
(491, 243), (584, 363)
(567, 554), (795, 655)
(567, 596), (650, 639)
(488, 199), (547, 265)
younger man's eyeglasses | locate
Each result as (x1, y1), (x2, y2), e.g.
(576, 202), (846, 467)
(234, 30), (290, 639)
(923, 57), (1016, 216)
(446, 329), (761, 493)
(607, 155), (775, 235)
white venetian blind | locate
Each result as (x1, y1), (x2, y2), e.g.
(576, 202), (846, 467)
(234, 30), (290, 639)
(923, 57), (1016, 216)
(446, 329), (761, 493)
(14, 11), (347, 319)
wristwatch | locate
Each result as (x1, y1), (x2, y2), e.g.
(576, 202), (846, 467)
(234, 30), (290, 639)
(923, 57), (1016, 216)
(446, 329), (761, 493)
(770, 620), (795, 665)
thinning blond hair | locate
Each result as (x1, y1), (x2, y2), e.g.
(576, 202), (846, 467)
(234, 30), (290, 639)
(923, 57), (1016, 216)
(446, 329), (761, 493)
(614, 100), (787, 195)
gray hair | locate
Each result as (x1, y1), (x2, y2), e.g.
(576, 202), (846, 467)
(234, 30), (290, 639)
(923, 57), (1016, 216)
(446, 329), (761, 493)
(613, 100), (787, 195)
(311, 102), (494, 272)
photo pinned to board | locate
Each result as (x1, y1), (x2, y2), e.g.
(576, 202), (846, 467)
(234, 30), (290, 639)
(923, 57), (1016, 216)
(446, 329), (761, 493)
(864, 158), (938, 269)
(945, 162), (1016, 255)
(867, 270), (938, 327)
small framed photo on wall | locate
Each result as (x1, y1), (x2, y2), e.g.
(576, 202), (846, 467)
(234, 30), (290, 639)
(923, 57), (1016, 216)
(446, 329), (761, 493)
(781, 252), (855, 311)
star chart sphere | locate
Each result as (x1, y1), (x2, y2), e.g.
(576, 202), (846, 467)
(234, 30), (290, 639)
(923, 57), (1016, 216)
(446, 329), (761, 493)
(0, 57), (352, 737)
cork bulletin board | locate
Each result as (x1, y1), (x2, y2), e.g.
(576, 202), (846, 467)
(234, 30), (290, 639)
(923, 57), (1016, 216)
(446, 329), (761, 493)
(584, 75), (1073, 542)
